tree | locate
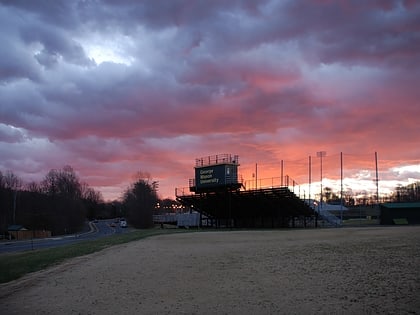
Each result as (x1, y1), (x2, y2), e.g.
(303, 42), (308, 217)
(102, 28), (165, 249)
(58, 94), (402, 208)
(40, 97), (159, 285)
(0, 171), (23, 226)
(81, 182), (104, 220)
(3, 170), (23, 190)
(26, 181), (41, 193)
(391, 181), (420, 202)
(39, 166), (86, 234)
(41, 166), (82, 199)
(323, 187), (334, 202)
(123, 174), (158, 228)
(0, 166), (104, 236)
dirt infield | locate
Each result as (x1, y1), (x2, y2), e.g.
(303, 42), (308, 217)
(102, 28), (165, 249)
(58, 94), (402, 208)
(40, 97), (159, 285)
(1, 226), (420, 314)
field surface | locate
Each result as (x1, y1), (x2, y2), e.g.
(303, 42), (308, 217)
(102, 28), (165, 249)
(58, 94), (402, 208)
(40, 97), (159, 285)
(1, 226), (419, 314)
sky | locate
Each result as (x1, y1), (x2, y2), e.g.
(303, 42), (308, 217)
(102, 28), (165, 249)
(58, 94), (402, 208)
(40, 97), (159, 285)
(1, 0), (420, 201)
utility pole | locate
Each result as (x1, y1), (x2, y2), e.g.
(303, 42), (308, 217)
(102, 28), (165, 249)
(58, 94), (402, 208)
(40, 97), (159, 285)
(375, 152), (379, 206)
(281, 160), (284, 187)
(13, 189), (17, 224)
(308, 155), (311, 204)
(255, 163), (258, 189)
(340, 152), (343, 223)
(317, 151), (326, 212)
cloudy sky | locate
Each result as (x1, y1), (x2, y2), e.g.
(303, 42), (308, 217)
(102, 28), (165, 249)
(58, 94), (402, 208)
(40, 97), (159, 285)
(1, 0), (419, 201)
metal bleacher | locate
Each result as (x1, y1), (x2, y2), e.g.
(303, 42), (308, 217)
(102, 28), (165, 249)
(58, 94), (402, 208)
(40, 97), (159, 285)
(176, 185), (317, 228)
(175, 155), (318, 229)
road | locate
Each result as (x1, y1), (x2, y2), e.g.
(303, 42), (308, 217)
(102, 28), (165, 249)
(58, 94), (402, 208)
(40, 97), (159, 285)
(0, 219), (129, 254)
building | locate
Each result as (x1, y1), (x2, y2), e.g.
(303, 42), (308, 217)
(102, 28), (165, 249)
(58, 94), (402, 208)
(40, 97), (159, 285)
(7, 225), (51, 240)
(380, 202), (420, 225)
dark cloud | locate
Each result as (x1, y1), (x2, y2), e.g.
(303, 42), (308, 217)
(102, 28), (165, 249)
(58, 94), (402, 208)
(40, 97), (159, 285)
(0, 0), (419, 199)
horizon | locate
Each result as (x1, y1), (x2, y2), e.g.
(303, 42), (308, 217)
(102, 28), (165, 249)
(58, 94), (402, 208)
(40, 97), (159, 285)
(2, 151), (419, 203)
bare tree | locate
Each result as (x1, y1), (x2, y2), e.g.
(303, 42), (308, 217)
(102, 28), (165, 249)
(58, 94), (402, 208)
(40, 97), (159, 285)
(41, 166), (82, 199)
(81, 182), (104, 220)
(2, 171), (23, 224)
(3, 170), (22, 190)
(26, 181), (41, 193)
(39, 166), (85, 234)
(0, 166), (104, 236)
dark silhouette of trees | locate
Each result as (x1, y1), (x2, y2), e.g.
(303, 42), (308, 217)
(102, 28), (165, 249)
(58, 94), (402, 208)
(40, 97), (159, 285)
(80, 182), (104, 220)
(392, 182), (420, 202)
(0, 171), (23, 234)
(41, 166), (82, 199)
(0, 166), (103, 237)
(323, 187), (340, 203)
(38, 166), (86, 234)
(122, 172), (158, 228)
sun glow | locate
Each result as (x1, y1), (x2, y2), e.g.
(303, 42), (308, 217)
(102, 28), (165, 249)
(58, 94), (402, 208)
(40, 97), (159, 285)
(80, 34), (135, 66)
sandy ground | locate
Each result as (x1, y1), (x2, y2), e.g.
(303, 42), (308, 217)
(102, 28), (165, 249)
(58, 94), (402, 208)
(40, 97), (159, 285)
(1, 226), (420, 314)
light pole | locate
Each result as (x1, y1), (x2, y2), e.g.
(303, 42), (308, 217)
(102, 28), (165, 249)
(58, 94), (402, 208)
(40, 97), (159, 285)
(308, 155), (311, 205)
(317, 151), (326, 212)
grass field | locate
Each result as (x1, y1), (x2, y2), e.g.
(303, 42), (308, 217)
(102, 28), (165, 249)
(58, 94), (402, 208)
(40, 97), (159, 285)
(341, 218), (380, 225)
(0, 228), (188, 284)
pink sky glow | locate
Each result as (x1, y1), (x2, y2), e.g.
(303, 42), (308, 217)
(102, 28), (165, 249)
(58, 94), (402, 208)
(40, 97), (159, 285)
(1, 1), (419, 201)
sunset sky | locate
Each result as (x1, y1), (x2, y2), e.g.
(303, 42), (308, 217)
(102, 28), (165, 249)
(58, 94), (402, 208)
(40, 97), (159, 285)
(1, 0), (419, 201)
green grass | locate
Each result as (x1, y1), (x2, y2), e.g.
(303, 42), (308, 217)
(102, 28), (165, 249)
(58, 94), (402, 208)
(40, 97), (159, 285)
(0, 228), (188, 284)
(341, 218), (380, 226)
(393, 218), (409, 225)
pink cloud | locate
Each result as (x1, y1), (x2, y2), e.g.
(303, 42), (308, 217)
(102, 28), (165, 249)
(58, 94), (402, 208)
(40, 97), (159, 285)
(1, 0), (419, 200)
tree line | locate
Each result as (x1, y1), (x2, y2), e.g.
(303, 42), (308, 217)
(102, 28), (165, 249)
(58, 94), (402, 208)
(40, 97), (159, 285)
(321, 182), (420, 206)
(392, 182), (420, 203)
(0, 166), (104, 236)
(0, 166), (181, 238)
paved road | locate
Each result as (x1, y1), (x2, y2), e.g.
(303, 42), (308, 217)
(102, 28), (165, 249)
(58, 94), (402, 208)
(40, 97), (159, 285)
(0, 219), (129, 254)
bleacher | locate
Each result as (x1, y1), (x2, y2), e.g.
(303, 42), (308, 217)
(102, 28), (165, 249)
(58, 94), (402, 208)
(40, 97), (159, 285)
(177, 187), (317, 228)
(176, 154), (318, 229)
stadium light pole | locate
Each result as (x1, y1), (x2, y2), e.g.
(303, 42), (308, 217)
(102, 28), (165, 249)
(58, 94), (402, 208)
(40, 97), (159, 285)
(317, 151), (326, 212)
(308, 155), (311, 205)
(375, 151), (379, 207)
(281, 160), (284, 187)
(340, 152), (343, 224)
(255, 163), (258, 189)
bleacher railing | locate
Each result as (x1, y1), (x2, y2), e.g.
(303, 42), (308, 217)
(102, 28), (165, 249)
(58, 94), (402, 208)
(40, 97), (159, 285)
(177, 175), (306, 199)
(242, 175), (306, 199)
(195, 154), (239, 167)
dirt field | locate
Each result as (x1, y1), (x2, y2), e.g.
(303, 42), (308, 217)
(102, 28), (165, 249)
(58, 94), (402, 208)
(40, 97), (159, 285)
(1, 226), (420, 314)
